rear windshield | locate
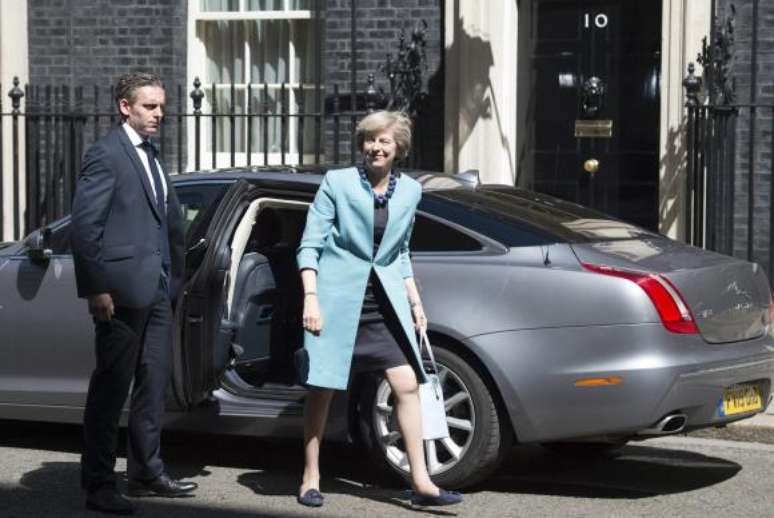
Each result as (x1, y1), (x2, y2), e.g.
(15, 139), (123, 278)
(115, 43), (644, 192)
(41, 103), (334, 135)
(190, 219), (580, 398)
(423, 186), (659, 246)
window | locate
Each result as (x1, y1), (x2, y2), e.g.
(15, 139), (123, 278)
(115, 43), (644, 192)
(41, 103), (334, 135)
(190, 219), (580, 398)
(410, 214), (483, 252)
(189, 0), (320, 168)
(426, 187), (658, 245)
(175, 183), (229, 247)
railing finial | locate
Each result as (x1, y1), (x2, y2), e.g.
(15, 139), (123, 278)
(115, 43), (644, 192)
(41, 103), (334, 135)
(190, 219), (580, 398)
(8, 76), (24, 113)
(683, 63), (702, 108)
(190, 77), (204, 113)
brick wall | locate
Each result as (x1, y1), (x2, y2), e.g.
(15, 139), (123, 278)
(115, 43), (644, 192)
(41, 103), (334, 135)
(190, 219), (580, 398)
(324, 0), (444, 170)
(24, 0), (444, 171)
(28, 0), (186, 101)
(27, 0), (187, 170)
(716, 0), (774, 265)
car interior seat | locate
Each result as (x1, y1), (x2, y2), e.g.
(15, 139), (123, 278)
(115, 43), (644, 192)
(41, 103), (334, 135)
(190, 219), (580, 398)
(230, 208), (283, 378)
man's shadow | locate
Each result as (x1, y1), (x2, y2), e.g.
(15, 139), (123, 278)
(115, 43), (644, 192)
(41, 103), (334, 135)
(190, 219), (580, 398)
(4, 461), (312, 517)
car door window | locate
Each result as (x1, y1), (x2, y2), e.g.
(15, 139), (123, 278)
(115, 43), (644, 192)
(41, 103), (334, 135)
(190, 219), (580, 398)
(175, 183), (229, 248)
(410, 214), (483, 252)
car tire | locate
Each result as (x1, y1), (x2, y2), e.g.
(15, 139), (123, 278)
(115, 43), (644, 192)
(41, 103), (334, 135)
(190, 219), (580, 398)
(540, 440), (628, 456)
(357, 345), (512, 489)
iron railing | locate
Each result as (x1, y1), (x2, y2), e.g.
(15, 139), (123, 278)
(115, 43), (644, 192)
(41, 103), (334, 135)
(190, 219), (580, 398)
(684, 1), (774, 281)
(0, 76), (385, 242)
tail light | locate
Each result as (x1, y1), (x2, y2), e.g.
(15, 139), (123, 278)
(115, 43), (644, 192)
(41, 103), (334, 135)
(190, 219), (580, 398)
(767, 291), (774, 326)
(582, 263), (699, 334)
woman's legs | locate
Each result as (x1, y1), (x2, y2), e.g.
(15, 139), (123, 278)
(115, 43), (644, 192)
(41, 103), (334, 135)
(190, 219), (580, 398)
(300, 388), (335, 495)
(385, 365), (440, 496)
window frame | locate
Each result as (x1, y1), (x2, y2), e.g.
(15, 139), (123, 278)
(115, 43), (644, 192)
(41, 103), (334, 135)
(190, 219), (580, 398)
(186, 0), (320, 169)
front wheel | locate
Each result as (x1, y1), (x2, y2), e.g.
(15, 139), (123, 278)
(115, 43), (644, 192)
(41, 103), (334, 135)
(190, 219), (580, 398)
(357, 346), (511, 489)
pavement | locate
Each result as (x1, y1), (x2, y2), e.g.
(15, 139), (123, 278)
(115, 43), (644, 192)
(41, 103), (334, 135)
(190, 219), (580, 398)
(2, 420), (774, 518)
(731, 400), (774, 428)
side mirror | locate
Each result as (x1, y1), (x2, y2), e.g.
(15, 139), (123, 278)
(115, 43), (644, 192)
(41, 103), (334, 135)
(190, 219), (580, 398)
(24, 227), (53, 263)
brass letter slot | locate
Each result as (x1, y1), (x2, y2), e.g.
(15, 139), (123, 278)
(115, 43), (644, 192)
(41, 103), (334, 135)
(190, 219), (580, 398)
(574, 119), (613, 138)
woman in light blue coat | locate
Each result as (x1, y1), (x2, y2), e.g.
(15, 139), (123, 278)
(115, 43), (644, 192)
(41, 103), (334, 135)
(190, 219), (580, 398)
(295, 111), (462, 508)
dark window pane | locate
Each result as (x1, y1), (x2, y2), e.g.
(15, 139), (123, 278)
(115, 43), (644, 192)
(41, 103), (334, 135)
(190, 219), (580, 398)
(410, 215), (482, 252)
(175, 183), (229, 248)
(424, 188), (658, 245)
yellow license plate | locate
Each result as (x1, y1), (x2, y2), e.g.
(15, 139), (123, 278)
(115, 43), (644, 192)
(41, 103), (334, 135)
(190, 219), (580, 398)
(720, 384), (763, 416)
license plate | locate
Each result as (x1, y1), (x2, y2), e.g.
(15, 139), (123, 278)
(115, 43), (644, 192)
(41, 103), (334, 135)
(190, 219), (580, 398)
(718, 384), (763, 417)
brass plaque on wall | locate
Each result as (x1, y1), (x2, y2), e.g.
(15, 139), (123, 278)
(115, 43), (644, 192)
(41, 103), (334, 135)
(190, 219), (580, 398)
(574, 119), (613, 138)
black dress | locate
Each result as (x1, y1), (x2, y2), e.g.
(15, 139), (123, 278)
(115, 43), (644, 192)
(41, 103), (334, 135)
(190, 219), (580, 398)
(350, 204), (412, 374)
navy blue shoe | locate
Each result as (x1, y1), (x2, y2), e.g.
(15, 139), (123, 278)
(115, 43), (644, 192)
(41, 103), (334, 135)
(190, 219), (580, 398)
(410, 488), (463, 507)
(297, 488), (324, 507)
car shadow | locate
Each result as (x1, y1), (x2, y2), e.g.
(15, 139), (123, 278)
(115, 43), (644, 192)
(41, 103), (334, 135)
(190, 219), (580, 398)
(478, 443), (742, 498)
(0, 419), (742, 504)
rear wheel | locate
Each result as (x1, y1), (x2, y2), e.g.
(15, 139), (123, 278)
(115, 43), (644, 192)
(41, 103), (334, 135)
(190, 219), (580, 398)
(357, 346), (511, 489)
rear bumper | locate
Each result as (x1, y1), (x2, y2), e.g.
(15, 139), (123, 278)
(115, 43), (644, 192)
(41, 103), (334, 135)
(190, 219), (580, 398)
(653, 354), (773, 432)
(465, 324), (774, 443)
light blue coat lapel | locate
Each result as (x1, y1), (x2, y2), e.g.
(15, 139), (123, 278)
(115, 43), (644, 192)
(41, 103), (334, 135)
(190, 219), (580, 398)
(376, 175), (410, 264)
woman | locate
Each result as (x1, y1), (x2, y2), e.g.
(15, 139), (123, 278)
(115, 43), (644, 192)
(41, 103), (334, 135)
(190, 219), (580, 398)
(295, 111), (463, 508)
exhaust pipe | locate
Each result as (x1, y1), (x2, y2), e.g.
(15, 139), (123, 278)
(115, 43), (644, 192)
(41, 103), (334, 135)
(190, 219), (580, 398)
(638, 413), (687, 436)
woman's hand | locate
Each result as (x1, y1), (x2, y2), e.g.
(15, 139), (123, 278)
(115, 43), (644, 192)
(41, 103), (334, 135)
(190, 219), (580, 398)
(411, 303), (427, 332)
(303, 294), (323, 335)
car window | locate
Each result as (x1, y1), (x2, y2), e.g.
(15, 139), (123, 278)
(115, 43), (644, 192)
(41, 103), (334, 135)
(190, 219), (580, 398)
(410, 214), (483, 252)
(424, 187), (659, 246)
(175, 183), (229, 248)
(420, 194), (554, 247)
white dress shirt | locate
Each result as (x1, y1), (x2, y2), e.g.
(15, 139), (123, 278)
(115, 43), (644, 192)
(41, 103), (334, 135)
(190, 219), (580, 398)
(122, 122), (168, 208)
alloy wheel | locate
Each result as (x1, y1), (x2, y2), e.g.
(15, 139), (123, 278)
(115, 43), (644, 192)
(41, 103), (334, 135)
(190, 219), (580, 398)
(371, 362), (476, 475)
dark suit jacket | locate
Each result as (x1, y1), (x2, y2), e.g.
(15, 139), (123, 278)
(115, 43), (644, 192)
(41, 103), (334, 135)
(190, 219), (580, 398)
(71, 126), (185, 308)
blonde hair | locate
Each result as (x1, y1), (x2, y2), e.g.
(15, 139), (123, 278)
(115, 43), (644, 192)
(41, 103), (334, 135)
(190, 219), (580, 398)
(355, 111), (413, 160)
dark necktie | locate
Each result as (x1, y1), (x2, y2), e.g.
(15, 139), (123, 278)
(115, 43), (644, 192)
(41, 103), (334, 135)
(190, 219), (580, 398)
(139, 140), (171, 273)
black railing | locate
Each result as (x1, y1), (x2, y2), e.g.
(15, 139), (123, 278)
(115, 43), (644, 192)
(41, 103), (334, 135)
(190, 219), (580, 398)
(0, 76), (385, 242)
(686, 102), (774, 274)
(684, 1), (774, 282)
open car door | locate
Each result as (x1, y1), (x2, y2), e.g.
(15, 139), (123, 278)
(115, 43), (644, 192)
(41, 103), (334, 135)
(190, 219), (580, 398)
(175, 179), (259, 408)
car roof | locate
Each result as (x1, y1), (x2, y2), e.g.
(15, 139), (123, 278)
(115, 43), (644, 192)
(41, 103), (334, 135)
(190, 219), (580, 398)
(170, 165), (480, 192)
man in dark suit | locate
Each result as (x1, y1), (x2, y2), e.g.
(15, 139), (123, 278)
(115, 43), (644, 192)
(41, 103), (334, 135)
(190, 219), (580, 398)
(71, 71), (197, 515)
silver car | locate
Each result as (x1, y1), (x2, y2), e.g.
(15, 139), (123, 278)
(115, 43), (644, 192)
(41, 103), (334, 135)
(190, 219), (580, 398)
(2, 168), (773, 488)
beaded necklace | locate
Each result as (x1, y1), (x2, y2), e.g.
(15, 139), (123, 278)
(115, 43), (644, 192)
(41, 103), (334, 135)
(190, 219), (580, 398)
(359, 166), (397, 207)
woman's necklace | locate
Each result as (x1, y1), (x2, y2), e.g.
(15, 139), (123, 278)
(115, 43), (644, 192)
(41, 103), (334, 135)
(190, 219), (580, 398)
(359, 167), (397, 207)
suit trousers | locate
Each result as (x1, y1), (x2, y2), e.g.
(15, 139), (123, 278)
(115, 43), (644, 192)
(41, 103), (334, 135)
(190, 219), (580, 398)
(81, 277), (172, 491)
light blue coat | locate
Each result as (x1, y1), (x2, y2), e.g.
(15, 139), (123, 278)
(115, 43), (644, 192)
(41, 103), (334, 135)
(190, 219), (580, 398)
(297, 167), (426, 390)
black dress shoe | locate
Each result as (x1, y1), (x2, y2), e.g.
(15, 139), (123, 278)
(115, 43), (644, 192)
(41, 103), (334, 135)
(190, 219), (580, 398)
(86, 486), (136, 515)
(128, 473), (198, 498)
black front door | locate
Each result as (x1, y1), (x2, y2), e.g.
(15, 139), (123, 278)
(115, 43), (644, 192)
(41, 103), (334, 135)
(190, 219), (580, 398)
(527, 0), (661, 230)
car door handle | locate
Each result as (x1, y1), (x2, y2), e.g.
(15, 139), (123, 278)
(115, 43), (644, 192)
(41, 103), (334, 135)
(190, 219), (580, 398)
(187, 316), (203, 324)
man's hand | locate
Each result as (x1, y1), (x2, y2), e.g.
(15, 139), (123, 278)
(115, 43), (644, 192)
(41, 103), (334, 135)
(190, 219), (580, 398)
(88, 293), (115, 322)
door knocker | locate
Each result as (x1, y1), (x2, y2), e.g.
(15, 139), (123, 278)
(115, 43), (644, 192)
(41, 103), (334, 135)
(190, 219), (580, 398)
(580, 76), (606, 119)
